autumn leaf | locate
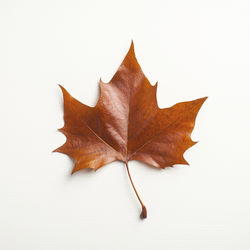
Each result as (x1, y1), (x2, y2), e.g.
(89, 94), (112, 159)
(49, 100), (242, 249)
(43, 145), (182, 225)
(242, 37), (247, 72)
(54, 41), (207, 219)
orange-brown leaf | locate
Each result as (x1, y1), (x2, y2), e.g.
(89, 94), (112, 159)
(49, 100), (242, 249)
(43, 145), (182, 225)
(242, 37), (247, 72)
(55, 42), (207, 173)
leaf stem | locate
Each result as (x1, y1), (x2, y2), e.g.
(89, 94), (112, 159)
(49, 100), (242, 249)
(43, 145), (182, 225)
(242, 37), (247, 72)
(125, 161), (147, 219)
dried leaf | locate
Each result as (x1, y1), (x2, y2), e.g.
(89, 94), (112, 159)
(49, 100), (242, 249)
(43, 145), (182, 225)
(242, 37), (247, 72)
(54, 42), (207, 218)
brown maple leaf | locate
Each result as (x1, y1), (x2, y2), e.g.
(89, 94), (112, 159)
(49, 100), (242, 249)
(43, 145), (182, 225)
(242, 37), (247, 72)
(54, 41), (207, 219)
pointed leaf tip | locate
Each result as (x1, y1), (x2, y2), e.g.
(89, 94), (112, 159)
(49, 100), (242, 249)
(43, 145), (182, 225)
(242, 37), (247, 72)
(58, 85), (71, 99)
(130, 39), (134, 48)
(127, 40), (135, 55)
(129, 40), (135, 53)
(119, 40), (141, 71)
(58, 84), (66, 94)
(201, 96), (208, 103)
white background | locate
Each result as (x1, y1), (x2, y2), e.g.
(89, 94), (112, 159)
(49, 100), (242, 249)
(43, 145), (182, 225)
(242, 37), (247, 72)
(0, 0), (250, 249)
